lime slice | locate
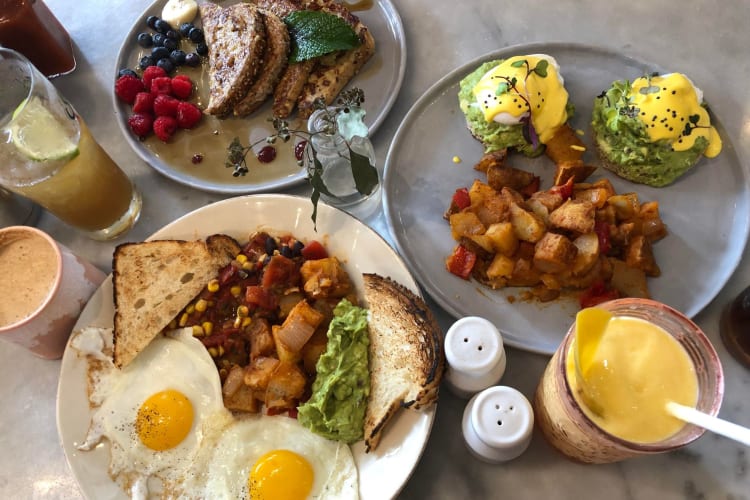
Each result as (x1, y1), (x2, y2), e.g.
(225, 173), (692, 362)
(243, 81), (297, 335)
(9, 97), (79, 162)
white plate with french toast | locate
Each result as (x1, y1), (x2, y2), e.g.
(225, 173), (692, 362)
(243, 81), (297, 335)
(383, 42), (750, 355)
(113, 0), (406, 194)
(56, 194), (438, 499)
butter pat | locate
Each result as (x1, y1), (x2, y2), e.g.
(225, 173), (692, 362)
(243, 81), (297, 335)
(161, 0), (198, 27)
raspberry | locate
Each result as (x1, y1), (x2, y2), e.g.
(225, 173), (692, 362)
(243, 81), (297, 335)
(153, 94), (180, 117)
(142, 65), (167, 90)
(176, 101), (202, 129)
(114, 75), (145, 104)
(150, 76), (172, 96)
(127, 113), (153, 138)
(170, 75), (193, 99)
(153, 116), (177, 142)
(132, 92), (154, 114)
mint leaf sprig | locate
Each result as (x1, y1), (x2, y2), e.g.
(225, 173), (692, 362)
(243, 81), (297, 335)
(225, 88), (378, 229)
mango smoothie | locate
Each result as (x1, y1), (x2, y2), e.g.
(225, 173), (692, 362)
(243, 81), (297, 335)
(534, 299), (723, 464)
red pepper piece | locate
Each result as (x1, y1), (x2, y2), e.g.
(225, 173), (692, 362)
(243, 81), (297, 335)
(446, 244), (477, 280)
(300, 240), (328, 260)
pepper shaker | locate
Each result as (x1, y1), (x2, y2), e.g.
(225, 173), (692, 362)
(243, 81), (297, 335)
(461, 386), (534, 463)
(444, 316), (506, 398)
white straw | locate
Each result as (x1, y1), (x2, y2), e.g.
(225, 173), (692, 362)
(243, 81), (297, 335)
(666, 402), (750, 447)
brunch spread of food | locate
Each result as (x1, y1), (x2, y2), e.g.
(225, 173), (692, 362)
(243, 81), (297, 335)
(114, 0), (375, 145)
(70, 230), (444, 499)
(447, 54), (720, 307)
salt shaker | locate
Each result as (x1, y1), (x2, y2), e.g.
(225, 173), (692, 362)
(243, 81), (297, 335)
(461, 386), (534, 463)
(444, 316), (506, 398)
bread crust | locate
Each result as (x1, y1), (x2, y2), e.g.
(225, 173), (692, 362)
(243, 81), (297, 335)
(111, 234), (241, 369)
(362, 273), (445, 452)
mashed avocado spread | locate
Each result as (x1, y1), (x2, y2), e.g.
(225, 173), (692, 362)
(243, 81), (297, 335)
(592, 78), (710, 187)
(297, 299), (369, 443)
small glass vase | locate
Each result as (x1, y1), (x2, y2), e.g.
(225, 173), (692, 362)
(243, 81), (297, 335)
(305, 108), (380, 208)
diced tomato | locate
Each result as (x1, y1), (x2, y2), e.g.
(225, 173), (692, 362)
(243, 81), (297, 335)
(245, 285), (279, 310)
(446, 244), (477, 280)
(550, 176), (574, 200)
(594, 220), (611, 254)
(218, 263), (238, 285)
(300, 240), (328, 260)
(451, 187), (471, 211)
(579, 280), (620, 308)
(261, 254), (298, 289)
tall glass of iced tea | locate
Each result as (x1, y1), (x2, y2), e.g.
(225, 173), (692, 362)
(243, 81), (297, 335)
(0, 48), (141, 240)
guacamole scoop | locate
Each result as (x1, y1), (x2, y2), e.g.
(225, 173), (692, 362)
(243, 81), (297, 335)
(297, 299), (370, 443)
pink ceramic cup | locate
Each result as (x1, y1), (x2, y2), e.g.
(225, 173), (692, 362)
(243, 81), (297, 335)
(0, 226), (105, 359)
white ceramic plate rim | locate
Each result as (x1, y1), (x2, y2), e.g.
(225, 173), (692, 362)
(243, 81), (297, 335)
(56, 194), (435, 500)
(383, 41), (750, 355)
(113, 0), (406, 194)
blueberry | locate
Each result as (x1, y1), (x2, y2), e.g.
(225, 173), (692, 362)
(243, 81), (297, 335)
(146, 15), (159, 29)
(184, 52), (201, 67)
(179, 22), (194, 37)
(154, 19), (172, 34)
(169, 49), (186, 66)
(151, 46), (169, 61)
(279, 245), (292, 258)
(139, 55), (155, 69)
(195, 42), (208, 56)
(118, 68), (138, 79)
(188, 27), (204, 43)
(166, 30), (180, 41)
(136, 32), (153, 48)
(163, 38), (178, 51)
(156, 58), (175, 73)
(152, 32), (166, 47)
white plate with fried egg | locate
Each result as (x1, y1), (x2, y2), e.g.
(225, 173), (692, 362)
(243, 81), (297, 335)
(56, 194), (435, 500)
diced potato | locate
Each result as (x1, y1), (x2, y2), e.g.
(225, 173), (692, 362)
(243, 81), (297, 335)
(571, 232), (599, 275)
(223, 366), (260, 413)
(526, 197), (550, 222)
(265, 361), (307, 410)
(272, 325), (301, 363)
(544, 124), (586, 166)
(553, 160), (597, 185)
(449, 211), (486, 240)
(639, 201), (668, 242)
(625, 235), (661, 277)
(484, 222), (519, 256)
(574, 186), (611, 209)
(528, 189), (564, 213)
(508, 258), (542, 286)
(244, 356), (280, 391)
(533, 232), (577, 274)
(278, 291), (304, 318)
(301, 328), (328, 375)
(486, 253), (515, 280)
(608, 193), (641, 220)
(248, 318), (275, 361)
(510, 203), (546, 243)
(473, 149), (508, 173)
(468, 179), (498, 207)
(300, 257), (353, 299)
(274, 299), (324, 354)
(486, 163), (539, 192)
(468, 234), (495, 253)
(609, 258), (650, 298)
(548, 199), (596, 234)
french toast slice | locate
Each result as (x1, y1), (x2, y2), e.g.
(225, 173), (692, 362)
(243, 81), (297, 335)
(111, 234), (241, 369)
(200, 2), (266, 116)
(362, 273), (445, 452)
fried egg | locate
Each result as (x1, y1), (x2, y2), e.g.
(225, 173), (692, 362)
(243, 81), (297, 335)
(199, 415), (359, 500)
(73, 327), (233, 498)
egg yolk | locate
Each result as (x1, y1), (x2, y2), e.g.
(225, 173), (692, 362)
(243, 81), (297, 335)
(135, 389), (194, 451)
(628, 73), (722, 156)
(472, 55), (568, 144)
(248, 449), (314, 500)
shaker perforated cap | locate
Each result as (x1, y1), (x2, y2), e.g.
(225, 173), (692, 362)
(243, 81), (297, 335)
(445, 316), (504, 374)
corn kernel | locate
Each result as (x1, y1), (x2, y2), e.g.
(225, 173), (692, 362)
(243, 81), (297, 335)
(218, 345), (225, 356)
(207, 279), (220, 293)
(202, 321), (213, 336)
(570, 145), (586, 151)
(208, 347), (218, 358)
(241, 317), (252, 328)
(237, 305), (249, 318)
(452, 155), (462, 164)
(575, 129), (585, 136)
(195, 299), (208, 312)
(178, 312), (189, 327)
(186, 304), (195, 314)
(192, 325), (204, 337)
(235, 254), (248, 264)
(242, 261), (254, 271)
(230, 285), (242, 297)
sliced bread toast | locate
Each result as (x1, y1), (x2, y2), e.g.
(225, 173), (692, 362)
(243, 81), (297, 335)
(362, 273), (445, 452)
(111, 234), (241, 369)
(200, 2), (266, 116)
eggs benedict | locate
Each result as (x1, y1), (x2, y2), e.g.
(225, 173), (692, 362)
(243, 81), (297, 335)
(458, 54), (572, 156)
(591, 73), (722, 187)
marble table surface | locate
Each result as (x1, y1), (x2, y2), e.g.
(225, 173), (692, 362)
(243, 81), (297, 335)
(1, 0), (748, 498)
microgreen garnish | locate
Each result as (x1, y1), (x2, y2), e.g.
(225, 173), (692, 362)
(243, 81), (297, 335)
(225, 88), (377, 229)
(493, 58), (550, 148)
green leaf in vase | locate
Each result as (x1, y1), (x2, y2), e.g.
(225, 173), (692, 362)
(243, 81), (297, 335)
(350, 147), (378, 195)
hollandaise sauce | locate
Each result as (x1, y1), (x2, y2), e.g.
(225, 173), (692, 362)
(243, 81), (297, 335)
(566, 316), (699, 443)
(628, 73), (722, 157)
(471, 54), (568, 144)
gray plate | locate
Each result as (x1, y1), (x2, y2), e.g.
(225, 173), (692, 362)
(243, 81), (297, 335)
(383, 42), (750, 355)
(114, 0), (405, 194)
